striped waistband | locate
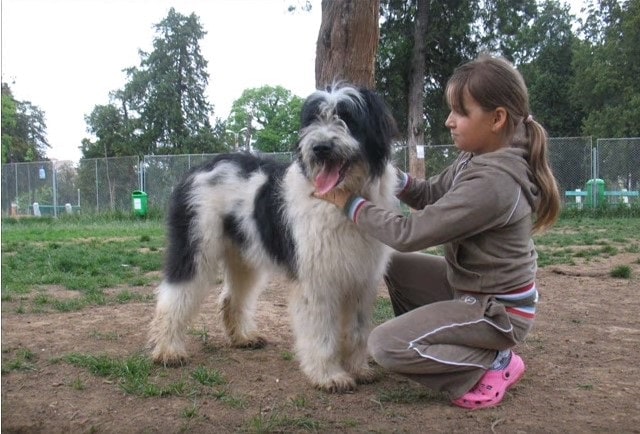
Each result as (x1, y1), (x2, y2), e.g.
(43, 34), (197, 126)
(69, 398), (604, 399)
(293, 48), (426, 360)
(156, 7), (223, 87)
(495, 282), (538, 319)
(493, 282), (537, 302)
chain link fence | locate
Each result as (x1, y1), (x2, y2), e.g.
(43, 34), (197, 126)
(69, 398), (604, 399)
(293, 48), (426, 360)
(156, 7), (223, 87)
(1, 157), (140, 216)
(2, 138), (638, 217)
(595, 138), (640, 205)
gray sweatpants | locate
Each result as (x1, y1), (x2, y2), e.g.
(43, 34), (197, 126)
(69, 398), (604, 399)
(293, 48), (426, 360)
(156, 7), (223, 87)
(368, 252), (534, 399)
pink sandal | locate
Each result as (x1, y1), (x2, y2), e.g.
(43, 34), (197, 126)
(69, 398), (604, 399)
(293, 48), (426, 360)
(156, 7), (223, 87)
(452, 353), (525, 410)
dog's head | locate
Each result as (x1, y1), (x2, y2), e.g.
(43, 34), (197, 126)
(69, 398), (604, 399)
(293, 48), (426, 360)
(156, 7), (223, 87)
(296, 84), (399, 195)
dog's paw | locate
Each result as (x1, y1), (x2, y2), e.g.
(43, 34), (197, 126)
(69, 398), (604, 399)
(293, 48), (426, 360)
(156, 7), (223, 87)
(316, 373), (357, 394)
(353, 365), (378, 384)
(151, 350), (188, 367)
(232, 335), (267, 349)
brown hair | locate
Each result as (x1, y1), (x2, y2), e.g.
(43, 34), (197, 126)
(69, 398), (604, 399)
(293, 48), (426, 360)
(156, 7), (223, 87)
(446, 54), (561, 233)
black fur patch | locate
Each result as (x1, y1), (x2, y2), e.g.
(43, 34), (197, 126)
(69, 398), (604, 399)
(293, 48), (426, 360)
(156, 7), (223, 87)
(222, 211), (246, 248)
(164, 175), (199, 283)
(347, 89), (397, 177)
(253, 164), (297, 278)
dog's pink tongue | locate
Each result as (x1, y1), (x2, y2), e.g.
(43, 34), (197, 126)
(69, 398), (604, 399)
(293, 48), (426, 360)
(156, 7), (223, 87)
(314, 166), (341, 195)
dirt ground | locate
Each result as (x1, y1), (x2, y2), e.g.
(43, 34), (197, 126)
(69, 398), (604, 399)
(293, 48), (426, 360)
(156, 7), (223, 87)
(2, 252), (639, 433)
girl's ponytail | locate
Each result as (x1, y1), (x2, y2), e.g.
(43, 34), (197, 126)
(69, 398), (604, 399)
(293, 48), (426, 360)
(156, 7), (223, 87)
(526, 118), (561, 233)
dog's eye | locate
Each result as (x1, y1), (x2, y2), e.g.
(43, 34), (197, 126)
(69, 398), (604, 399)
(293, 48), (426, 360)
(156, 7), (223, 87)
(336, 112), (352, 128)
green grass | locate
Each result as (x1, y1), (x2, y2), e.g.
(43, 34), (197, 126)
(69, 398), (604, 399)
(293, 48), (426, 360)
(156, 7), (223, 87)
(64, 352), (191, 397)
(182, 402), (200, 419)
(373, 297), (395, 325)
(533, 217), (640, 267)
(1, 348), (37, 373)
(376, 384), (448, 404)
(610, 265), (632, 278)
(190, 366), (226, 387)
(245, 410), (323, 433)
(1, 216), (164, 302)
(63, 352), (243, 402)
(2, 214), (638, 310)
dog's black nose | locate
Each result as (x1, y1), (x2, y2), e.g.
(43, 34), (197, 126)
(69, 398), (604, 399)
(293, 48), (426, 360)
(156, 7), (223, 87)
(312, 141), (333, 157)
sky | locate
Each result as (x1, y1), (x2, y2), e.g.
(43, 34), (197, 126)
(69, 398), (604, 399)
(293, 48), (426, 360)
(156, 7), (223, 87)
(1, 0), (322, 162)
(2, 0), (586, 163)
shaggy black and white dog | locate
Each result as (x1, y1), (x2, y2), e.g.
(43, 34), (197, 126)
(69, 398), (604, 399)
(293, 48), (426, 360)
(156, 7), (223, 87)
(149, 84), (399, 393)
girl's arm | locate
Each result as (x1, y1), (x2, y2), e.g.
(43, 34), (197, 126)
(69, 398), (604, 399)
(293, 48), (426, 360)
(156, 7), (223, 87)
(395, 153), (468, 210)
(338, 167), (519, 252)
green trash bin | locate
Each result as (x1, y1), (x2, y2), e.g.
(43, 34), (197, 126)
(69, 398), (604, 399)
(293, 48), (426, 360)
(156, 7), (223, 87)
(585, 179), (605, 207)
(132, 190), (148, 217)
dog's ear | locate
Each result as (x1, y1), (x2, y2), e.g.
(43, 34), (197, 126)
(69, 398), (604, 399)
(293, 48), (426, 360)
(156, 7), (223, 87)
(360, 89), (400, 144)
(300, 92), (326, 128)
(358, 88), (399, 176)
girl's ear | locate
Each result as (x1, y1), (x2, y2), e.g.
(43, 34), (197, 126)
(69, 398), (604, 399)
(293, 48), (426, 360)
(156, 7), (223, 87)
(491, 107), (508, 132)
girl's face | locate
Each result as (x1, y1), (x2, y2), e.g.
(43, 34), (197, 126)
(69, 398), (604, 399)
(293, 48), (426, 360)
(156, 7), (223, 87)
(445, 89), (507, 155)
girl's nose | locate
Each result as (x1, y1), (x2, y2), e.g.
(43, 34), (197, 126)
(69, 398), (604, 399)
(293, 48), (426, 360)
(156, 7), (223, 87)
(445, 112), (454, 129)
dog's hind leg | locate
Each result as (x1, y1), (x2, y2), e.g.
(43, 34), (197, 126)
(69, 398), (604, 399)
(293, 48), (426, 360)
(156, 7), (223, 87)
(149, 276), (210, 366)
(219, 247), (268, 348)
(290, 286), (357, 393)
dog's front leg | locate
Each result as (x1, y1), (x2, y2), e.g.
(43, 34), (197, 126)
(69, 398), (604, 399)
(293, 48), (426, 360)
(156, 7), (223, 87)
(290, 287), (357, 393)
(341, 283), (378, 384)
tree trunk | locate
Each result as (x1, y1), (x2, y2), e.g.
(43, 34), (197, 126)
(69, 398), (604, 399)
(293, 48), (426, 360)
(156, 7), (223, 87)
(315, 0), (380, 89)
(407, 0), (429, 179)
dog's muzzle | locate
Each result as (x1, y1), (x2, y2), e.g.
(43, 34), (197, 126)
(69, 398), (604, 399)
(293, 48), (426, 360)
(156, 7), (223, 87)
(312, 142), (349, 195)
(312, 141), (334, 159)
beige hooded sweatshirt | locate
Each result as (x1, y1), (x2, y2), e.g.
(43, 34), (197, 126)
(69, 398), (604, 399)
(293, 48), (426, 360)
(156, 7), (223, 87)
(346, 147), (539, 296)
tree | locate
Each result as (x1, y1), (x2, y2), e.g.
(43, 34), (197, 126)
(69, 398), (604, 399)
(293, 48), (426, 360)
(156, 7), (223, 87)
(377, 0), (477, 179)
(406, 0), (429, 179)
(377, 0), (476, 146)
(227, 86), (303, 153)
(517, 0), (582, 137)
(315, 0), (381, 88)
(474, 0), (537, 59)
(81, 104), (133, 158)
(571, 0), (640, 138)
(569, 0), (640, 192)
(1, 82), (50, 163)
(377, 0), (585, 147)
(1, 84), (18, 163)
(117, 8), (216, 155)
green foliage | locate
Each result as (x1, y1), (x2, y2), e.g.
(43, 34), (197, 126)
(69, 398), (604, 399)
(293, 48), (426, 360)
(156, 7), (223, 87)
(81, 104), (135, 158)
(571, 0), (640, 138)
(377, 0), (639, 152)
(518, 1), (583, 137)
(1, 82), (50, 163)
(377, 0), (476, 142)
(1, 83), (18, 163)
(82, 8), (227, 158)
(377, 0), (582, 143)
(227, 85), (303, 153)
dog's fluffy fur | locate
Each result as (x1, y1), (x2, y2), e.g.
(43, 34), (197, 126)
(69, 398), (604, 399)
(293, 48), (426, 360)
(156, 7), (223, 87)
(149, 84), (399, 392)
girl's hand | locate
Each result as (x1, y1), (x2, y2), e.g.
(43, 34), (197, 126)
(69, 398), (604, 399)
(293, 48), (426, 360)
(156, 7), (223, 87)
(313, 189), (351, 209)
